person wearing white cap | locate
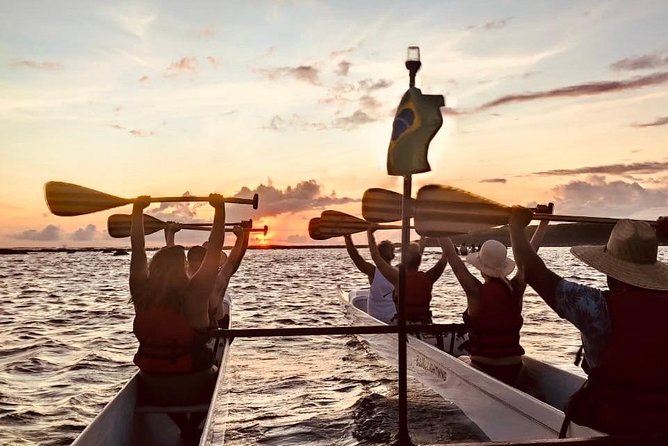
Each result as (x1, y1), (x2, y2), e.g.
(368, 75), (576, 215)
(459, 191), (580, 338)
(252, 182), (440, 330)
(440, 221), (548, 386)
(509, 208), (668, 435)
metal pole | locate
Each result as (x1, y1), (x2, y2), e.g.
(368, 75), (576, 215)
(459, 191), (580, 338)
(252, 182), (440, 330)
(396, 174), (413, 445)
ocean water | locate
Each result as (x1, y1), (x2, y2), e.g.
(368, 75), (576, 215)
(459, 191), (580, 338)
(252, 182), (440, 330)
(2, 247), (666, 445)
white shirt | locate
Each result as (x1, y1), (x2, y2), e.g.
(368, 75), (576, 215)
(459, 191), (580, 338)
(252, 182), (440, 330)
(368, 268), (396, 323)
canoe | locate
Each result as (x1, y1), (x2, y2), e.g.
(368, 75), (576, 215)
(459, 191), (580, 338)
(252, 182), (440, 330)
(71, 303), (233, 446)
(339, 286), (604, 442)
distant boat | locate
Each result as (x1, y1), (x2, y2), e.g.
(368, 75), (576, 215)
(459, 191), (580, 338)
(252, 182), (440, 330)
(112, 249), (129, 256)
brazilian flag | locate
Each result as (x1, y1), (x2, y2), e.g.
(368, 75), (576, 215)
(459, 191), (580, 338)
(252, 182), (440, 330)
(387, 87), (444, 176)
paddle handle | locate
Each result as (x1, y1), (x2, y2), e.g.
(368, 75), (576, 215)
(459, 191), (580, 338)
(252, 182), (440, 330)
(533, 213), (658, 226)
(249, 225), (269, 235)
(377, 224), (414, 230)
(145, 194), (259, 209)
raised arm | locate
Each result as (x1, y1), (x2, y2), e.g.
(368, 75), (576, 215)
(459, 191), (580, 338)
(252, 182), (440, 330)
(344, 234), (375, 280)
(367, 228), (399, 286)
(130, 196), (150, 297)
(210, 222), (249, 312)
(426, 238), (448, 284)
(440, 237), (481, 300)
(190, 194), (226, 291)
(163, 222), (181, 247)
(509, 207), (563, 310)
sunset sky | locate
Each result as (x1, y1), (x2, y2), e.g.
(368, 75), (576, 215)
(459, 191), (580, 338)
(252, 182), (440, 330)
(1, 1), (667, 247)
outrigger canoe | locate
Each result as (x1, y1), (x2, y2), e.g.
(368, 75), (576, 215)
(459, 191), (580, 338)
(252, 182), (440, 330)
(338, 287), (604, 442)
(71, 297), (233, 446)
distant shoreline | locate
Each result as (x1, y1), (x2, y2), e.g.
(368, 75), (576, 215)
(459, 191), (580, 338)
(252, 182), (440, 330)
(2, 223), (665, 255)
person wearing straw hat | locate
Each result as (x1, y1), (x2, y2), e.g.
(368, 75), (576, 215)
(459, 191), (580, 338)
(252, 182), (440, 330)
(440, 221), (548, 386)
(509, 209), (668, 435)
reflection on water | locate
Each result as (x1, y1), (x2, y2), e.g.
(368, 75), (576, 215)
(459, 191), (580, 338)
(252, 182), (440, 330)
(1, 248), (665, 445)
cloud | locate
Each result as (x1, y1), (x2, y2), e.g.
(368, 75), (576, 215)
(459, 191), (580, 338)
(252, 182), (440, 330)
(207, 56), (221, 68)
(11, 225), (62, 241)
(631, 116), (668, 128)
(357, 78), (393, 92)
(200, 26), (215, 39)
(233, 180), (358, 218)
(330, 46), (358, 59)
(534, 161), (668, 177)
(480, 178), (507, 184)
(335, 60), (351, 76)
(10, 60), (62, 70)
(110, 123), (155, 137)
(139, 75), (149, 82)
(611, 53), (668, 71)
(476, 72), (668, 111)
(468, 17), (513, 31)
(263, 114), (327, 132)
(286, 234), (310, 244)
(71, 224), (97, 241)
(129, 129), (155, 137)
(332, 110), (376, 129)
(256, 65), (320, 85)
(165, 57), (198, 78)
(550, 176), (668, 217)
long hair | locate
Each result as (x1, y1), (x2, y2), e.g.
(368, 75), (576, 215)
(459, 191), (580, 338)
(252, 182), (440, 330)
(132, 245), (189, 309)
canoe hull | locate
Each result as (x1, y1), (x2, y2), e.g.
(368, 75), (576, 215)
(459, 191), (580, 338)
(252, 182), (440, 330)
(339, 286), (603, 441)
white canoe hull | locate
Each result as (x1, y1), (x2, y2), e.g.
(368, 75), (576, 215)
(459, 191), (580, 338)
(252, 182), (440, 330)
(72, 313), (233, 446)
(339, 287), (603, 442)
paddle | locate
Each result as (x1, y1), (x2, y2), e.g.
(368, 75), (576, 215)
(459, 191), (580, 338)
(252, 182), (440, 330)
(309, 211), (416, 240)
(108, 214), (268, 238)
(361, 188), (416, 223)
(414, 184), (658, 236)
(108, 214), (233, 238)
(308, 218), (333, 240)
(45, 181), (259, 216)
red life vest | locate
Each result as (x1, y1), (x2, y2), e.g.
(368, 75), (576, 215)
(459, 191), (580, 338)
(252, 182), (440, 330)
(566, 286), (668, 434)
(133, 305), (212, 375)
(404, 270), (433, 322)
(463, 279), (524, 358)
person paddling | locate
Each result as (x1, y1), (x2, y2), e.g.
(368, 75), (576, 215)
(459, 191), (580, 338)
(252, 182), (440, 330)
(129, 194), (227, 438)
(343, 234), (396, 323)
(509, 208), (668, 435)
(440, 221), (548, 386)
(367, 226), (448, 324)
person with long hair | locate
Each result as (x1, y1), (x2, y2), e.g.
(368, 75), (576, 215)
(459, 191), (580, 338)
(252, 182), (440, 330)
(129, 194), (227, 438)
(440, 221), (548, 386)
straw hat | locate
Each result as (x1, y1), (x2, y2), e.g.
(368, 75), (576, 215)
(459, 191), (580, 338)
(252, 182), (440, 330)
(466, 240), (515, 278)
(571, 219), (668, 291)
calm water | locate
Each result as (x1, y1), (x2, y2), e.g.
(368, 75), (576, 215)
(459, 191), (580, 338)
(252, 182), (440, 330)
(2, 247), (666, 445)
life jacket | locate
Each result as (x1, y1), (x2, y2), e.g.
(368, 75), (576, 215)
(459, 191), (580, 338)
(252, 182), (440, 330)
(565, 286), (668, 435)
(463, 278), (524, 358)
(133, 305), (213, 375)
(403, 270), (432, 323)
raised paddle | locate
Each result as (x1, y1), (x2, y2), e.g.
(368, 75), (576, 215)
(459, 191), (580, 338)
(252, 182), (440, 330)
(320, 210), (409, 235)
(107, 214), (241, 238)
(308, 218), (333, 240)
(45, 181), (259, 216)
(361, 188), (416, 223)
(414, 184), (659, 236)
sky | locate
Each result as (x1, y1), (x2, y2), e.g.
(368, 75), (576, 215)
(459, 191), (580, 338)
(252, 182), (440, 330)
(1, 0), (667, 248)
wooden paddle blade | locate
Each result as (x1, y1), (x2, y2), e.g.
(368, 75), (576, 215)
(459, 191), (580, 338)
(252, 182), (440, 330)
(415, 185), (510, 236)
(45, 182), (130, 216)
(308, 218), (333, 240)
(107, 214), (166, 238)
(319, 210), (370, 235)
(362, 188), (415, 223)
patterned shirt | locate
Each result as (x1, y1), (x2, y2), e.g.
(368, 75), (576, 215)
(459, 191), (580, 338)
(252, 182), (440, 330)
(553, 279), (612, 368)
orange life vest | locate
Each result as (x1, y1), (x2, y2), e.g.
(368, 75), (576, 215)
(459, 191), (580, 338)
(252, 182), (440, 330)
(566, 286), (668, 434)
(133, 305), (212, 375)
(404, 270), (433, 322)
(463, 278), (524, 358)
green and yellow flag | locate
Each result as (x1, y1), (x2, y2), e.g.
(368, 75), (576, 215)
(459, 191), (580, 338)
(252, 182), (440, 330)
(387, 87), (444, 176)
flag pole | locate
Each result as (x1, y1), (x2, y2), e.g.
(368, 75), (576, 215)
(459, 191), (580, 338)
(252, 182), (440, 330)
(396, 45), (422, 446)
